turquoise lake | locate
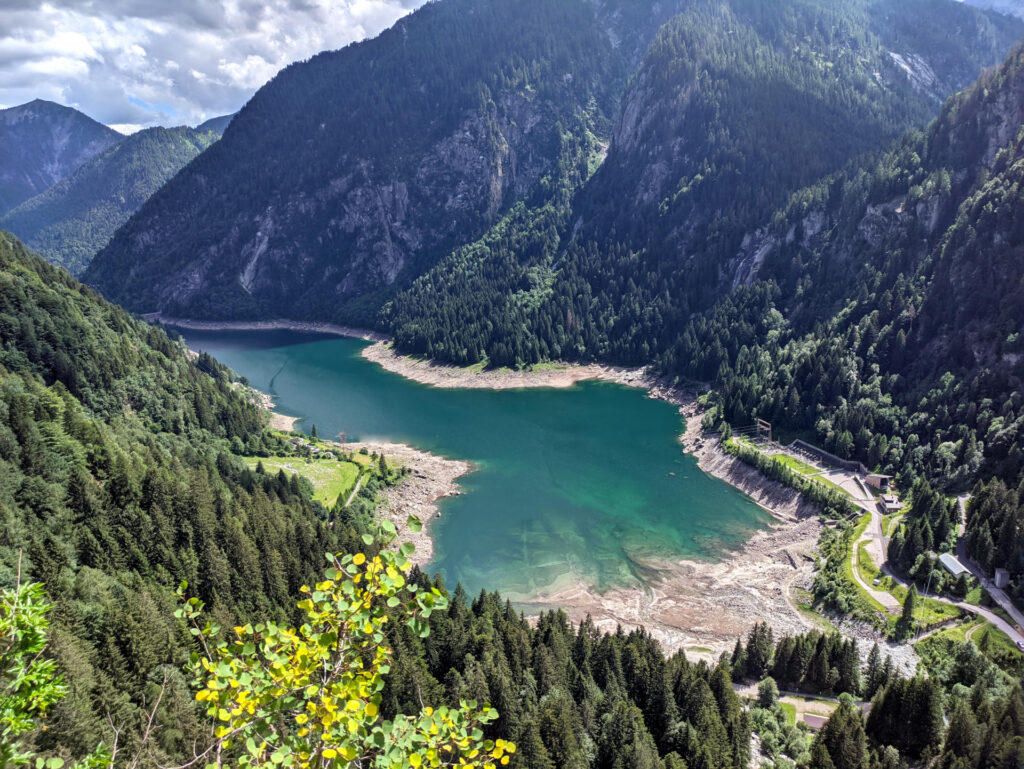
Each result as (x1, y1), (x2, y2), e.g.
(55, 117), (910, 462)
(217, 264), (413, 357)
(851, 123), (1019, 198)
(182, 330), (773, 600)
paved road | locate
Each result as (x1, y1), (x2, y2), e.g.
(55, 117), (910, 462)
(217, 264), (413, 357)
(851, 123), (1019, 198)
(851, 492), (1024, 646)
(957, 603), (1024, 646)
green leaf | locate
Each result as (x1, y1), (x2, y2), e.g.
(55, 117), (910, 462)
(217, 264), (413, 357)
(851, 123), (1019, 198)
(362, 533), (375, 545)
(406, 515), (423, 533)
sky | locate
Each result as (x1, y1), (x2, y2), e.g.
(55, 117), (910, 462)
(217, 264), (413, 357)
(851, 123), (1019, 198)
(0, 0), (426, 133)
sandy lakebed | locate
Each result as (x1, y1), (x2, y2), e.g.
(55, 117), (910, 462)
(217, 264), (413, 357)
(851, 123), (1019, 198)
(177, 320), (910, 665)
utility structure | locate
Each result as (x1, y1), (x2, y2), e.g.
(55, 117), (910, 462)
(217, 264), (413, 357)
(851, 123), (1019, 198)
(756, 418), (772, 444)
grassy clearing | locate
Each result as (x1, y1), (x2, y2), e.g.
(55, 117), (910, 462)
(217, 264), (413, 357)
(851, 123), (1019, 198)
(782, 696), (838, 717)
(881, 514), (899, 537)
(853, 526), (963, 628)
(964, 585), (983, 605)
(974, 624), (1024, 675)
(244, 455), (361, 506)
(779, 702), (797, 726)
(773, 453), (822, 476)
(770, 451), (851, 497)
(845, 516), (890, 615)
(886, 580), (962, 626)
(349, 452), (373, 466)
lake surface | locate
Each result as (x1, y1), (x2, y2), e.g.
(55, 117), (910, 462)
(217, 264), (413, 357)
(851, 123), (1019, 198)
(182, 330), (773, 600)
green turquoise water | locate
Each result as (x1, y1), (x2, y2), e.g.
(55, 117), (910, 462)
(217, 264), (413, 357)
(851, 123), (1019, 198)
(182, 330), (772, 600)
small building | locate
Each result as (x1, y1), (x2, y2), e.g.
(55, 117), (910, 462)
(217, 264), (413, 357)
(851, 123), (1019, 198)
(995, 568), (1010, 589)
(939, 553), (970, 579)
(866, 473), (893, 491)
(803, 714), (828, 730)
(879, 494), (902, 513)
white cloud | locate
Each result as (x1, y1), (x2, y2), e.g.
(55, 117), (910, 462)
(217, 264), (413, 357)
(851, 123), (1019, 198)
(0, 0), (426, 128)
(109, 123), (146, 134)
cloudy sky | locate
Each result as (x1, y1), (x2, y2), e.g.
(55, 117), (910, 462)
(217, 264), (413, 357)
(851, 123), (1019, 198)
(0, 0), (426, 133)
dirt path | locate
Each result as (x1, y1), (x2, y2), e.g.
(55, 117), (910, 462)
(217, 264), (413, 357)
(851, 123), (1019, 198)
(851, 516), (901, 613)
(343, 474), (365, 508)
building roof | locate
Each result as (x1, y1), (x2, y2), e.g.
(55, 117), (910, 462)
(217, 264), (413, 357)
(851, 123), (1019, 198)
(803, 714), (829, 730)
(938, 553), (969, 578)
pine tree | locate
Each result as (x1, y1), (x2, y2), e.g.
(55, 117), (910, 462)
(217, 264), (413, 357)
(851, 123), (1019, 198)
(813, 695), (868, 769)
(757, 677), (779, 709)
(864, 644), (883, 699)
(511, 720), (555, 769)
(896, 585), (918, 640)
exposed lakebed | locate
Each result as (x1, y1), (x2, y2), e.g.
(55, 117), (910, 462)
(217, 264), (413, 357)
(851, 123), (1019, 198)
(182, 329), (773, 601)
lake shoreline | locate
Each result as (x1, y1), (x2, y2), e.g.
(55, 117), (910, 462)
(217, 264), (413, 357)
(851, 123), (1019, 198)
(331, 439), (473, 567)
(181, 319), (827, 657)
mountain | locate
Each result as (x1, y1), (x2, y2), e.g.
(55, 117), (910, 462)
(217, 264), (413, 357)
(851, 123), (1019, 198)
(384, 0), (1024, 366)
(676, 38), (1024, 494)
(0, 100), (121, 214)
(86, 0), (677, 322)
(0, 126), (219, 275)
(87, 0), (1023, 338)
(195, 112), (234, 134)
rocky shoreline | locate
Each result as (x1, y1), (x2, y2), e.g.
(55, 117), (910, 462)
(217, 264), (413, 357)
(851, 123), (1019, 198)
(362, 340), (651, 390)
(332, 439), (472, 567)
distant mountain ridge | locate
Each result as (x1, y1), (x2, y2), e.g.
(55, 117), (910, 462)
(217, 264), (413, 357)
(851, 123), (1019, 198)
(1, 125), (220, 275)
(195, 113), (235, 134)
(0, 99), (121, 214)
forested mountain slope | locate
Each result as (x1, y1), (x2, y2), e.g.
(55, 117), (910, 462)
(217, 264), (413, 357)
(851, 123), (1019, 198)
(0, 100), (121, 214)
(195, 113), (234, 134)
(681, 40), (1024, 492)
(384, 0), (1024, 367)
(86, 0), (675, 323)
(0, 126), (220, 275)
(0, 232), (358, 759)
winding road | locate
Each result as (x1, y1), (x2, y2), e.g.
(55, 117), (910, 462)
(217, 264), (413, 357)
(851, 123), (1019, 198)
(850, 496), (1024, 647)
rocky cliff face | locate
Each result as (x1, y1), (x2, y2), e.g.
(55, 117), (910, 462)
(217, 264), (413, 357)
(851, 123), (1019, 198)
(0, 100), (121, 214)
